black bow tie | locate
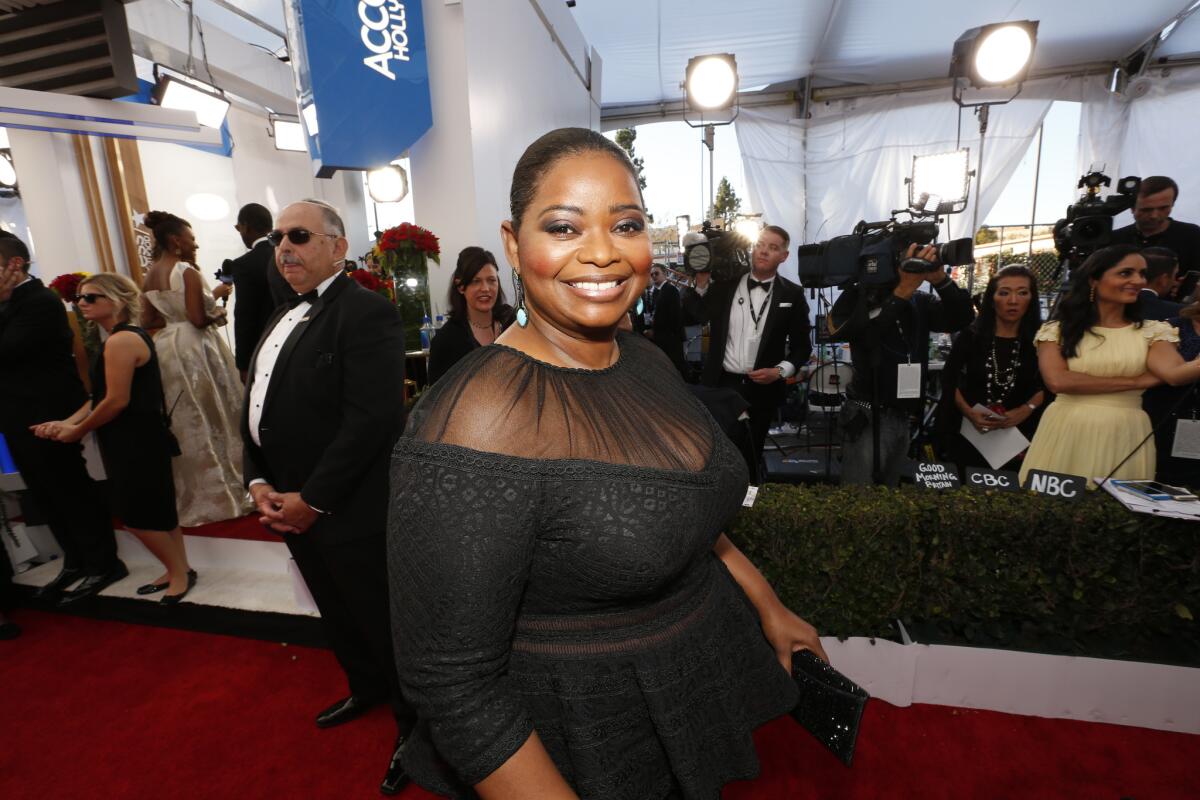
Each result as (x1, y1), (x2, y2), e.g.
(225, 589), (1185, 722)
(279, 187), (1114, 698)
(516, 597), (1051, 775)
(748, 278), (772, 292)
(287, 289), (319, 308)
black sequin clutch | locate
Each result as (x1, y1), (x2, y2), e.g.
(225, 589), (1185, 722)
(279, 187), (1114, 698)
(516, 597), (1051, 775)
(789, 650), (868, 766)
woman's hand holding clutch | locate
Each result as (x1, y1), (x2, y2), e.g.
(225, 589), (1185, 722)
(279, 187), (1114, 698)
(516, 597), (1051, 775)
(761, 603), (829, 672)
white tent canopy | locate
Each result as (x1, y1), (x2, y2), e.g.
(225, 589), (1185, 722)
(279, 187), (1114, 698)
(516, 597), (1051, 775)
(570, 0), (1200, 104)
(570, 0), (1200, 279)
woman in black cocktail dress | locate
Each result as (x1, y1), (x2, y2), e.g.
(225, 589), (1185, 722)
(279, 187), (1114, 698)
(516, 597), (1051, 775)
(35, 273), (194, 604)
(388, 128), (826, 800)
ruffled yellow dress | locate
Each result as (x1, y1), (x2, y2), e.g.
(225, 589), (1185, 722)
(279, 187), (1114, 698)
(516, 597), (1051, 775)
(1019, 320), (1179, 488)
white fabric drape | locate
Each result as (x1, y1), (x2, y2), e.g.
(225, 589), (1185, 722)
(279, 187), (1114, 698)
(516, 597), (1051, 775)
(735, 79), (1064, 281)
(1075, 73), (1131, 183)
(734, 106), (806, 278)
(1114, 65), (1200, 226)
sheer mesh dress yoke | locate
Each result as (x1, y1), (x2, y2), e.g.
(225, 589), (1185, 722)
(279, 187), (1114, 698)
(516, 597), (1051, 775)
(387, 333), (798, 800)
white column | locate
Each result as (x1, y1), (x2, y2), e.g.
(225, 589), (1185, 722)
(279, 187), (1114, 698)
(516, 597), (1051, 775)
(5, 129), (99, 282)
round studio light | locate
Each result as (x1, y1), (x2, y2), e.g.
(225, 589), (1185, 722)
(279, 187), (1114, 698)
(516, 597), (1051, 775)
(974, 25), (1034, 84)
(0, 153), (16, 187)
(368, 165), (408, 203)
(687, 56), (737, 110)
(185, 193), (230, 221)
(404, 277), (419, 288)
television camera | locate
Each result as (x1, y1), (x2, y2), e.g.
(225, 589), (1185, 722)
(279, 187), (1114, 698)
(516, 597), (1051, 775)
(681, 219), (753, 283)
(796, 215), (975, 289)
(1052, 170), (1140, 269)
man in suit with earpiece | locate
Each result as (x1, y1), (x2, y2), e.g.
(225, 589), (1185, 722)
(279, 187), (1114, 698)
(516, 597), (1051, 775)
(240, 199), (414, 795)
(227, 203), (291, 381)
(693, 225), (811, 476)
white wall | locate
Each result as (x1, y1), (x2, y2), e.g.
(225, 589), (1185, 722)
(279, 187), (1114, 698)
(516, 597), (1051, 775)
(411, 0), (599, 317)
(409, 1), (480, 318)
(138, 139), (246, 277)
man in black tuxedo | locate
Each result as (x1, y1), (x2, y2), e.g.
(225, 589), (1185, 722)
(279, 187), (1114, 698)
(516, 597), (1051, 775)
(1138, 247), (1184, 321)
(694, 225), (811, 473)
(241, 200), (414, 795)
(640, 264), (687, 377)
(228, 203), (291, 380)
(0, 235), (124, 603)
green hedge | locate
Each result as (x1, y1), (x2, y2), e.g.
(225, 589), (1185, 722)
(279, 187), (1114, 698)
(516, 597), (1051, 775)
(730, 485), (1200, 665)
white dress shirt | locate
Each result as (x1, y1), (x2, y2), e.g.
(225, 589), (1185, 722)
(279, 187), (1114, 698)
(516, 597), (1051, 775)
(721, 273), (795, 378)
(247, 271), (338, 448)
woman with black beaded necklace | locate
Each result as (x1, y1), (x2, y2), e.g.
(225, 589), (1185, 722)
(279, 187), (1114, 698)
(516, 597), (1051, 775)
(936, 265), (1046, 471)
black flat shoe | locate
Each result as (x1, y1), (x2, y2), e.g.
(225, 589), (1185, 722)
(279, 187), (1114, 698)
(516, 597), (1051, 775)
(58, 562), (129, 606)
(316, 695), (381, 728)
(33, 566), (86, 599)
(138, 569), (197, 596)
(159, 570), (198, 606)
(380, 735), (410, 796)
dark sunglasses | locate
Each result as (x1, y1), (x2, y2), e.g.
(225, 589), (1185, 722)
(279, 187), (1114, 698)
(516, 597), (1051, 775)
(77, 293), (108, 304)
(267, 228), (341, 247)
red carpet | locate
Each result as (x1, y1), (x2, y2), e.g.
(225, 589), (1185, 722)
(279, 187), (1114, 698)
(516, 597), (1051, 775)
(1, 611), (1197, 799)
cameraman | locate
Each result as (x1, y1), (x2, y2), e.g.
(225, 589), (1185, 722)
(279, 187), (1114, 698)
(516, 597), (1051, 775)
(1112, 176), (1200, 296)
(834, 245), (974, 486)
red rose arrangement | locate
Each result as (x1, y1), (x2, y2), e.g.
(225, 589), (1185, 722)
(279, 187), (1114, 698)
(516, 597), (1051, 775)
(48, 272), (90, 303)
(375, 222), (441, 275)
(349, 268), (389, 297)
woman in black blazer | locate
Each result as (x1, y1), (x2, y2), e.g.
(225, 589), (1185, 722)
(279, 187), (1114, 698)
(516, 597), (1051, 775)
(428, 246), (514, 383)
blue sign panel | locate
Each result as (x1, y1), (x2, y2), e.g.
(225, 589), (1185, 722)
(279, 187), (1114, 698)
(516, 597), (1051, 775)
(288, 0), (433, 177)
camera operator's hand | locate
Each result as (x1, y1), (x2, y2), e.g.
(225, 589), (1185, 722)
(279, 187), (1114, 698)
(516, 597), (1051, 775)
(692, 271), (710, 291)
(893, 244), (942, 300)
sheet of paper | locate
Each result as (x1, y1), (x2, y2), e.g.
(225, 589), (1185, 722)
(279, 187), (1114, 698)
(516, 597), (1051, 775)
(1099, 480), (1200, 521)
(959, 404), (1030, 470)
(896, 363), (922, 399)
(1171, 418), (1200, 460)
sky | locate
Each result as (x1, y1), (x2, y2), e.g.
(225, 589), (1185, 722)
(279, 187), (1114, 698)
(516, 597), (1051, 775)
(617, 121), (751, 230)
(624, 100), (1085, 236)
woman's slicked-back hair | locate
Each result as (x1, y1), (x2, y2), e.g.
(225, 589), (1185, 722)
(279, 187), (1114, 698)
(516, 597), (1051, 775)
(143, 210), (190, 260)
(974, 264), (1042, 345)
(1052, 243), (1144, 359)
(509, 128), (642, 231)
(447, 245), (507, 320)
(81, 272), (142, 325)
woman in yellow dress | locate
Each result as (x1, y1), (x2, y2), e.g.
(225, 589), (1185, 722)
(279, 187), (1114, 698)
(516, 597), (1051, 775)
(1021, 245), (1200, 487)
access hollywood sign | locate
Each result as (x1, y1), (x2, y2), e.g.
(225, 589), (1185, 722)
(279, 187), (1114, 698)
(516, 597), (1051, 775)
(286, 0), (431, 174)
(358, 0), (412, 80)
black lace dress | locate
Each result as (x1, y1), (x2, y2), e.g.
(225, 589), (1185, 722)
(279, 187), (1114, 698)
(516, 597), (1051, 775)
(387, 332), (798, 799)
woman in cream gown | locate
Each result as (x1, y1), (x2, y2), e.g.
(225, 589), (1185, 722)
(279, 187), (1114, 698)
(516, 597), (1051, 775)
(1020, 245), (1200, 487)
(141, 210), (250, 526)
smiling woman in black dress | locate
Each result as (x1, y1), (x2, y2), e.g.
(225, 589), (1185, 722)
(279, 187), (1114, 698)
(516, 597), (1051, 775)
(387, 128), (826, 800)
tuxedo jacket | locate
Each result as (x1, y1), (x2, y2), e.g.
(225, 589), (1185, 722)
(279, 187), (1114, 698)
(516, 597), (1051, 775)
(230, 240), (290, 371)
(698, 274), (812, 400)
(241, 273), (406, 544)
(0, 278), (89, 429)
(641, 282), (686, 373)
(1138, 288), (1184, 322)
